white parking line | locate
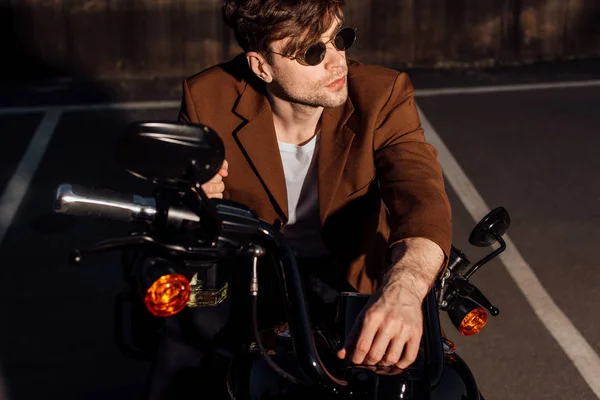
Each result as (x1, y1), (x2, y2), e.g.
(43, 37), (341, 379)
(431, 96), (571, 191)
(418, 105), (600, 398)
(416, 79), (600, 97)
(0, 100), (180, 116)
(0, 79), (599, 116)
(0, 109), (62, 246)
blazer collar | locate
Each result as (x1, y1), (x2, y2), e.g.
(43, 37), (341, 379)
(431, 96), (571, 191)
(233, 77), (270, 121)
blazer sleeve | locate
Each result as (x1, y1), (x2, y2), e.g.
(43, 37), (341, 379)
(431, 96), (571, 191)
(177, 78), (232, 200)
(373, 72), (452, 261)
(178, 79), (200, 123)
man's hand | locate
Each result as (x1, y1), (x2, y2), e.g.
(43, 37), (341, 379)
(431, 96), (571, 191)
(201, 160), (228, 199)
(336, 238), (445, 369)
(336, 286), (423, 369)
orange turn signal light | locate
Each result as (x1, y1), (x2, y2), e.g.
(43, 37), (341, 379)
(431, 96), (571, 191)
(144, 273), (191, 317)
(458, 307), (488, 336)
(448, 298), (488, 336)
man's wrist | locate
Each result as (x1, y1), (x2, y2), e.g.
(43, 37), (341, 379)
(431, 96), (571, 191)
(383, 268), (432, 302)
(381, 237), (445, 301)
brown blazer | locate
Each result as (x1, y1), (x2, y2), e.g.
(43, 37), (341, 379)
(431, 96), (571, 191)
(178, 54), (452, 294)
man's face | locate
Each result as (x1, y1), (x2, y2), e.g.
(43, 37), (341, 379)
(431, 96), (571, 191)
(266, 19), (349, 109)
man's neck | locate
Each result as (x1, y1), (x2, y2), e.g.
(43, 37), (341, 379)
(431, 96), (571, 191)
(268, 91), (323, 145)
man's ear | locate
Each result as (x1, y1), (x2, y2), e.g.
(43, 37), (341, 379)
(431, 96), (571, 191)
(246, 52), (273, 83)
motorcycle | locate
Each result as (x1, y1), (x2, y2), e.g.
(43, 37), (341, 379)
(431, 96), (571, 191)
(53, 121), (509, 399)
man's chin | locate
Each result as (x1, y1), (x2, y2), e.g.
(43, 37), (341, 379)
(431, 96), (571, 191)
(287, 87), (348, 109)
(319, 86), (348, 108)
(323, 93), (348, 109)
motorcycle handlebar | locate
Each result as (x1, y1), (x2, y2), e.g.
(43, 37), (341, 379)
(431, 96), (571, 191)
(256, 222), (349, 389)
(54, 183), (347, 388)
(53, 183), (199, 225)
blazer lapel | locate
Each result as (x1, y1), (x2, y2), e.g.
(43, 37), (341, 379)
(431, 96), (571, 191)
(233, 83), (289, 219)
(232, 79), (356, 224)
(318, 99), (355, 225)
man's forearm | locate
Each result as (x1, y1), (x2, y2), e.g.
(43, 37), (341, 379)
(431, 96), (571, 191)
(381, 238), (446, 301)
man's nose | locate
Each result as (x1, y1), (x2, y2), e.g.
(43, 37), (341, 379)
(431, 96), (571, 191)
(323, 41), (347, 69)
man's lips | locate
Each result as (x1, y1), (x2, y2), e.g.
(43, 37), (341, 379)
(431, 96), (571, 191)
(327, 76), (346, 88)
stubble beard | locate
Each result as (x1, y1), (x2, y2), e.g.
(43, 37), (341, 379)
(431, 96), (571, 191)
(302, 81), (348, 108)
(273, 75), (349, 110)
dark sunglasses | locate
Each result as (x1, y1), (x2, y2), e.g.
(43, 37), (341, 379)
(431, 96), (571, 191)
(269, 26), (357, 66)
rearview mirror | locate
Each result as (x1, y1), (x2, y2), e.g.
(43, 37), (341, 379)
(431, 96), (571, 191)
(115, 121), (225, 189)
(468, 207), (510, 247)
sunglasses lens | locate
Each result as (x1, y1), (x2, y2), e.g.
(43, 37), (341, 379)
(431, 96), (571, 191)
(334, 27), (356, 51)
(303, 42), (326, 66)
(299, 27), (356, 66)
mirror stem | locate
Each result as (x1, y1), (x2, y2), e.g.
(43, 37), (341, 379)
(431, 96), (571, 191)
(464, 234), (506, 280)
(181, 186), (221, 240)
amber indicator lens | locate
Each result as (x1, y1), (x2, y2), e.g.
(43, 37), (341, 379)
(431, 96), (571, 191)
(144, 274), (191, 317)
(459, 307), (488, 336)
(448, 297), (489, 336)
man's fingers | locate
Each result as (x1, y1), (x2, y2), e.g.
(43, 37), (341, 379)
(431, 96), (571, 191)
(395, 336), (420, 370)
(202, 192), (223, 199)
(366, 320), (410, 366)
(207, 174), (223, 184)
(201, 181), (225, 194)
(203, 160), (228, 194)
(338, 313), (364, 361)
(379, 333), (408, 367)
(219, 160), (229, 177)
(349, 312), (381, 365)
(363, 328), (394, 365)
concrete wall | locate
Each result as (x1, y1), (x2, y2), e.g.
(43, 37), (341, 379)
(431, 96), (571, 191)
(2, 0), (599, 79)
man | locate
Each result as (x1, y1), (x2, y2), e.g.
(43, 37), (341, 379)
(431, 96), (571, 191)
(147, 0), (452, 397)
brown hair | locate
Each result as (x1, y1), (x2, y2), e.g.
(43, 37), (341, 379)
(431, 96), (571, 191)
(222, 0), (345, 61)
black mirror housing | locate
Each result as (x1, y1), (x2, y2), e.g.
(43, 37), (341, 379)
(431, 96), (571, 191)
(115, 121), (225, 190)
(468, 207), (511, 247)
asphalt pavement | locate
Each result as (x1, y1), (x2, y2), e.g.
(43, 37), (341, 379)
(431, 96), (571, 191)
(1, 59), (599, 399)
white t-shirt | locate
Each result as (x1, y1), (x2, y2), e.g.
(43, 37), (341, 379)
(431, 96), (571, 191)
(277, 132), (329, 258)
